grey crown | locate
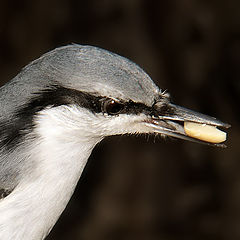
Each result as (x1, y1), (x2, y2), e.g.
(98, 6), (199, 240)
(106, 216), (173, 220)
(0, 44), (160, 121)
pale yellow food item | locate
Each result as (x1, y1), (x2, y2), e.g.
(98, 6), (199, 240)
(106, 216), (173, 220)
(184, 121), (226, 143)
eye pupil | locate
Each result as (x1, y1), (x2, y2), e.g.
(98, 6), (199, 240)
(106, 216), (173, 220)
(103, 99), (124, 115)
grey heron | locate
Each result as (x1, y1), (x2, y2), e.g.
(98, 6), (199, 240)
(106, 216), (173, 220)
(0, 45), (230, 239)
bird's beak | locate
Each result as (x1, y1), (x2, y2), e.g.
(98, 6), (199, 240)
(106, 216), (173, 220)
(145, 102), (231, 147)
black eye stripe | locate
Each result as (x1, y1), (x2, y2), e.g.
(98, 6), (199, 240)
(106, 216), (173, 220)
(124, 101), (153, 115)
(0, 83), (175, 161)
(0, 85), (155, 151)
(27, 85), (153, 116)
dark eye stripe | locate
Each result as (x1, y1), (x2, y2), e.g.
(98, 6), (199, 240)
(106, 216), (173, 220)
(0, 85), (154, 151)
(26, 85), (154, 116)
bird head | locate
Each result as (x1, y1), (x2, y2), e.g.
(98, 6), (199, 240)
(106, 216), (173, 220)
(0, 44), (230, 150)
(0, 44), (231, 240)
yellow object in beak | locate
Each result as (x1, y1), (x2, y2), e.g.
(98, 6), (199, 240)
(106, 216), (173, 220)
(184, 121), (227, 144)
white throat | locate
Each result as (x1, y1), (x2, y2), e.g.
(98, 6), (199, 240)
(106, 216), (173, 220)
(0, 106), (102, 240)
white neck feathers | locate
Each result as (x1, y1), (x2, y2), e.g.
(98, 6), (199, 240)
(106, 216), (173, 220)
(0, 106), (102, 240)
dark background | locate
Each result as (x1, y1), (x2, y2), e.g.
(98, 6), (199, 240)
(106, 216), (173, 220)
(0, 1), (239, 240)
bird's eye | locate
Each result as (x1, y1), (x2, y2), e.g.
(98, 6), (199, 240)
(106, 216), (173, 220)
(103, 99), (125, 115)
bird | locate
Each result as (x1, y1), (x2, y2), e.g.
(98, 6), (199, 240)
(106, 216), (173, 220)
(0, 44), (230, 240)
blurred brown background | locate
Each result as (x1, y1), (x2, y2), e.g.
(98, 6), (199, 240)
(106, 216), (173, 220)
(0, 0), (239, 239)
